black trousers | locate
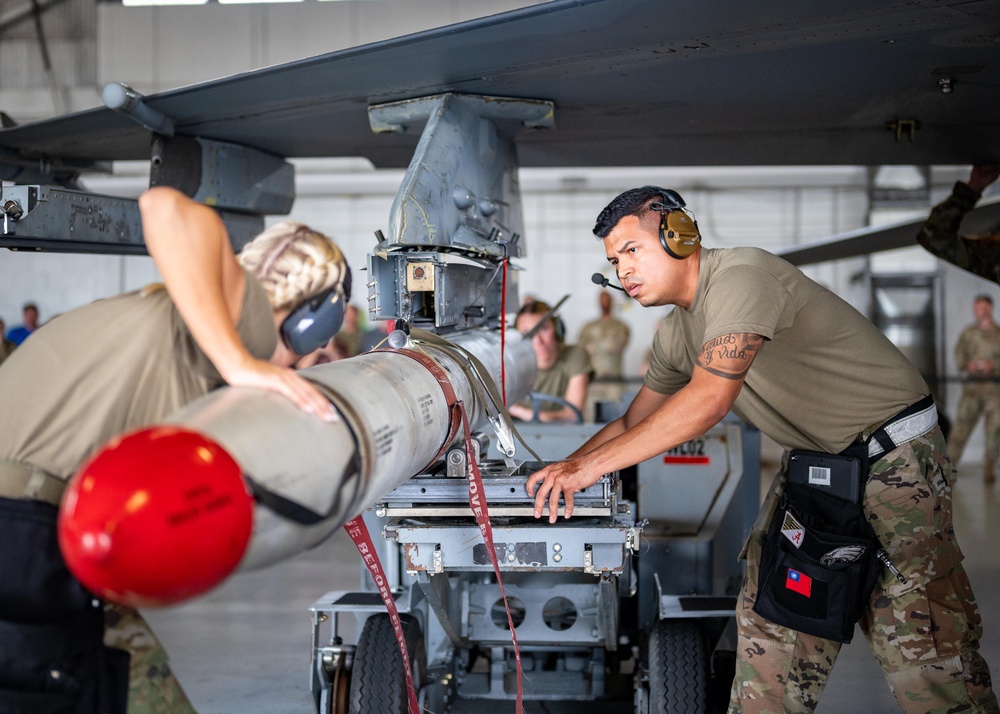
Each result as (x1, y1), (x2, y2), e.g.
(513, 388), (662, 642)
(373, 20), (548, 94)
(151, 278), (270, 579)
(0, 497), (128, 714)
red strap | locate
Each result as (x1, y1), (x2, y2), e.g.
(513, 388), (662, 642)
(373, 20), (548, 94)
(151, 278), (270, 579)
(360, 346), (524, 711)
(344, 517), (421, 714)
(501, 257), (508, 406)
(456, 401), (524, 711)
(377, 346), (462, 469)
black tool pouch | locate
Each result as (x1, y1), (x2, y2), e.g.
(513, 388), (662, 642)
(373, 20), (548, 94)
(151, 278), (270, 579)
(0, 497), (129, 714)
(753, 481), (882, 643)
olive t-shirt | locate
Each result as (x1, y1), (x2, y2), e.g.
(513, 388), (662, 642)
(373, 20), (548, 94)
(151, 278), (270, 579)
(0, 270), (277, 480)
(530, 344), (593, 413)
(644, 248), (928, 453)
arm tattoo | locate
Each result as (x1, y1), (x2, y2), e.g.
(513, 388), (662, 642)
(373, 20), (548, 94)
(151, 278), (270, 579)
(696, 333), (764, 381)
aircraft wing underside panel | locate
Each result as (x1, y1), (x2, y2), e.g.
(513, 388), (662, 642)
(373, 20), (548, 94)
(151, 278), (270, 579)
(0, 0), (998, 169)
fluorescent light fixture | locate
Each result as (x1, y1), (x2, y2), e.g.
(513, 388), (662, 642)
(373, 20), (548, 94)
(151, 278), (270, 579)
(123, 0), (207, 5)
(116, 0), (376, 6)
(873, 165), (927, 191)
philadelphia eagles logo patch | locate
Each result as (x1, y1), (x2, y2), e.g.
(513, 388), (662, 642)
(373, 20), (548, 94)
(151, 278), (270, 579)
(820, 545), (866, 565)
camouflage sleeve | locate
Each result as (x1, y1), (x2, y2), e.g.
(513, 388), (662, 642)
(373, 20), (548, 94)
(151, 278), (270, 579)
(954, 328), (971, 371)
(917, 182), (1000, 283)
(916, 181), (980, 268)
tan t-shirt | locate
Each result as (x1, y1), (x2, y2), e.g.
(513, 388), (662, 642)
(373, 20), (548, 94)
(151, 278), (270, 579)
(644, 248), (928, 453)
(0, 271), (277, 480)
(580, 317), (630, 378)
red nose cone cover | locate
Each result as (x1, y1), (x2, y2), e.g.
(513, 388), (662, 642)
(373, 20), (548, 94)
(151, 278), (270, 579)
(58, 426), (254, 608)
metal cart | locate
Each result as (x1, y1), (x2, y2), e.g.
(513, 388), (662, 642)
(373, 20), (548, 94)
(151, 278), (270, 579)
(309, 417), (760, 713)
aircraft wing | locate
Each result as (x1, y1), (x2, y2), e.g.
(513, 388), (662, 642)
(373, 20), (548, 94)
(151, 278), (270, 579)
(779, 196), (1000, 266)
(1, 0), (998, 171)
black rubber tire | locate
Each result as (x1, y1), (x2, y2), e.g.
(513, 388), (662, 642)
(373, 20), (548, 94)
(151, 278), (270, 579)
(348, 614), (426, 714)
(648, 618), (709, 714)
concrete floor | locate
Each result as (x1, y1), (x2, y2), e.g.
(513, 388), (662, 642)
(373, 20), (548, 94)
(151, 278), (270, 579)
(145, 461), (1000, 713)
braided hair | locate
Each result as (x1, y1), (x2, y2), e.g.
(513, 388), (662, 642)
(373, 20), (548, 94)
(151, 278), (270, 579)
(238, 221), (350, 310)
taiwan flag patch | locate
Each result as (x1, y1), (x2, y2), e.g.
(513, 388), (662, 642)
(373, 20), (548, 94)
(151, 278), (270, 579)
(785, 568), (812, 597)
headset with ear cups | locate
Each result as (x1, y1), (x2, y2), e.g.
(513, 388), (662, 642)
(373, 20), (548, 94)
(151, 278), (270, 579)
(280, 267), (353, 356)
(650, 189), (701, 259)
(552, 314), (566, 342)
(516, 301), (565, 342)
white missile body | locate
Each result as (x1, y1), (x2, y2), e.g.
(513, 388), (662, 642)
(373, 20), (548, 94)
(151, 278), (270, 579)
(164, 328), (536, 571)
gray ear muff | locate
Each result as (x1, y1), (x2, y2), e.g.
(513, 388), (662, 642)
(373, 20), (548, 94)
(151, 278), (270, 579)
(281, 287), (347, 356)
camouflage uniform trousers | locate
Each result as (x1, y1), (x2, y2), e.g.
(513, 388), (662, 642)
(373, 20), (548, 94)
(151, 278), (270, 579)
(728, 426), (998, 714)
(948, 382), (1000, 469)
(103, 603), (198, 714)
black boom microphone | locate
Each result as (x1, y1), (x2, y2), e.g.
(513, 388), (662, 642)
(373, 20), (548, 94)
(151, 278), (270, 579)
(591, 273), (625, 292)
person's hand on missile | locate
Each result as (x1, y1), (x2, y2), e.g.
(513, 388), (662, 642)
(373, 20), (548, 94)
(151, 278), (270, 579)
(222, 356), (340, 422)
(525, 458), (601, 524)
